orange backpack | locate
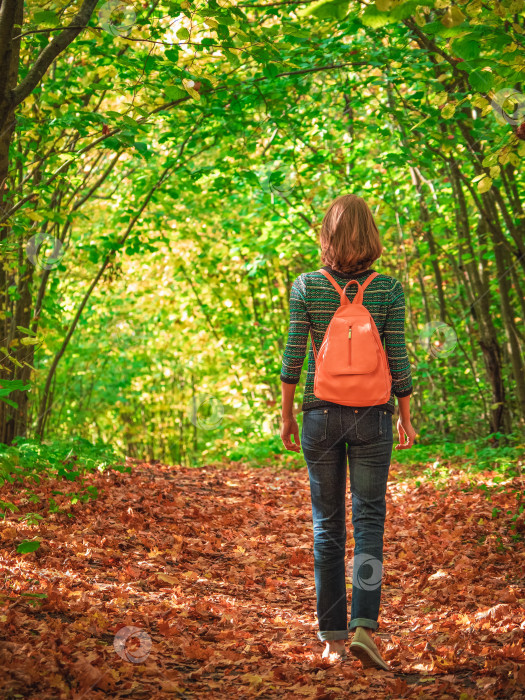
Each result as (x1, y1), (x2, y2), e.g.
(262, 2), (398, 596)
(310, 269), (392, 406)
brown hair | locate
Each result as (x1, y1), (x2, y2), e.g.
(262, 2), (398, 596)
(319, 194), (383, 274)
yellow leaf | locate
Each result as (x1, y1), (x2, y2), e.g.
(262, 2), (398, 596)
(477, 176), (492, 193)
(441, 6), (466, 27)
(157, 573), (178, 585)
(442, 103), (456, 119)
(414, 9), (426, 26)
(472, 96), (489, 108)
(25, 211), (44, 221)
(182, 78), (201, 100)
(375, 0), (392, 10)
(431, 92), (448, 107)
(241, 674), (263, 687)
(182, 570), (198, 580)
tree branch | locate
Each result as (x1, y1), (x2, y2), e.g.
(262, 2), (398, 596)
(11, 0), (98, 108)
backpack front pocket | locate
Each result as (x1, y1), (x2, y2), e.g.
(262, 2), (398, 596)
(321, 317), (379, 374)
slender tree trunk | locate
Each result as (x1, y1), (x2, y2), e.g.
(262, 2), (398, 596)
(0, 0), (23, 444)
(0, 0), (99, 442)
(480, 202), (525, 422)
(449, 163), (510, 434)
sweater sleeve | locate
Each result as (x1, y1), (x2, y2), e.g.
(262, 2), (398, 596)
(384, 279), (413, 398)
(280, 274), (310, 385)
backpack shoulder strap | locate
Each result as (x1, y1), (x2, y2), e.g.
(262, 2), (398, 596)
(318, 268), (343, 296)
(320, 269), (379, 305)
(352, 271), (378, 304)
(342, 271), (379, 305)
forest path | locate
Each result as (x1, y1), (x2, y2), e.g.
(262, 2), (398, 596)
(1, 457), (524, 698)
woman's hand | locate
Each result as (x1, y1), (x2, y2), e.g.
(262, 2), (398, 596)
(281, 416), (301, 452)
(395, 417), (416, 450)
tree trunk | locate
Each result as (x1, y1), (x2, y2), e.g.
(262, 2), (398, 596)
(449, 162), (510, 434)
(481, 199), (525, 423)
(1, 0), (99, 443)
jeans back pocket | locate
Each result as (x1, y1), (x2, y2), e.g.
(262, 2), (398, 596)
(354, 408), (384, 443)
(302, 408), (329, 444)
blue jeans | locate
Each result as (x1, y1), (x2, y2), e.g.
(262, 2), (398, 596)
(301, 405), (394, 642)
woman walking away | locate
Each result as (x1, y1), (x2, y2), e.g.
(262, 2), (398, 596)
(279, 194), (416, 668)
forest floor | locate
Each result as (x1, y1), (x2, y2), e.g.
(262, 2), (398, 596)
(1, 454), (524, 699)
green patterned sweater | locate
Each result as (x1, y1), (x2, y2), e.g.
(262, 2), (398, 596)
(280, 266), (413, 414)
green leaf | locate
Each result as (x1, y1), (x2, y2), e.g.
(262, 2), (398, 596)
(0, 398), (18, 408)
(451, 37), (480, 61)
(20, 592), (47, 598)
(282, 24), (312, 38)
(298, 0), (350, 20)
(468, 70), (493, 93)
(17, 539), (41, 553)
(361, 6), (395, 28)
(217, 15), (236, 27)
(391, 0), (427, 20)
(134, 142), (149, 158)
(165, 85), (187, 100)
(263, 63), (279, 79)
(121, 115), (138, 128)
(16, 325), (37, 336)
(0, 379), (31, 397)
(164, 48), (180, 62)
(33, 11), (59, 26)
(176, 27), (190, 41)
(104, 136), (121, 150)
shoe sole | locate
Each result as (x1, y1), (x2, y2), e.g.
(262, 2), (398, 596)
(349, 642), (390, 671)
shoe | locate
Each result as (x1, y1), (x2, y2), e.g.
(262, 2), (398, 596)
(349, 627), (390, 671)
(322, 641), (347, 660)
